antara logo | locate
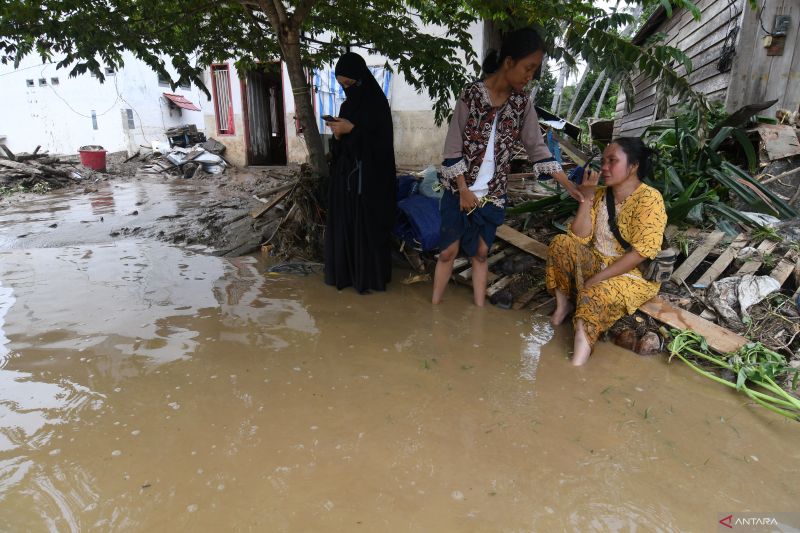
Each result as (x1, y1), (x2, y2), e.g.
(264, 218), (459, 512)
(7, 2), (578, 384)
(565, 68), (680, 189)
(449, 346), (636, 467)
(719, 514), (780, 528)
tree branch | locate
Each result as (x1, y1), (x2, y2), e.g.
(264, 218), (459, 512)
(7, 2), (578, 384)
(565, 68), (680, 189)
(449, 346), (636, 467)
(271, 0), (288, 27)
(291, 0), (318, 29)
(250, 0), (284, 49)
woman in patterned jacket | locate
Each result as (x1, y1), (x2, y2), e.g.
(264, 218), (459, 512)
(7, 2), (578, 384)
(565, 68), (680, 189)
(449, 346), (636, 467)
(432, 27), (583, 307)
(547, 138), (667, 366)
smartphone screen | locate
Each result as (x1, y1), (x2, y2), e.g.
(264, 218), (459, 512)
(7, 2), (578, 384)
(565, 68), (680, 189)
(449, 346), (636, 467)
(322, 115), (336, 122)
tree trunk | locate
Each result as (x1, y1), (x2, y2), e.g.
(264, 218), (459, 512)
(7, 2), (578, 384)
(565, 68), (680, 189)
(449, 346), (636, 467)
(282, 39), (327, 178)
(573, 70), (606, 123)
(551, 63), (567, 113)
(566, 68), (589, 120)
(593, 77), (613, 118)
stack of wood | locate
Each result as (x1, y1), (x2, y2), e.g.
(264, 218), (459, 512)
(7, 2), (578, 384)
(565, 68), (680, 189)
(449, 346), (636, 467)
(0, 144), (83, 189)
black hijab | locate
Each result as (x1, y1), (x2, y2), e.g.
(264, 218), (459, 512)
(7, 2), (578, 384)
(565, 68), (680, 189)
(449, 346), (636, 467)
(334, 52), (386, 118)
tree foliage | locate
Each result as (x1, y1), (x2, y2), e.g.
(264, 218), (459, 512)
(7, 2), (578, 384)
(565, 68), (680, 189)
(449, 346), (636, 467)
(1, 0), (719, 175)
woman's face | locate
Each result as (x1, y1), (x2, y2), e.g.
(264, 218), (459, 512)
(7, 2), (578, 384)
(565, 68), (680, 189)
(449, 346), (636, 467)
(503, 50), (544, 91)
(601, 143), (639, 186)
(336, 75), (357, 89)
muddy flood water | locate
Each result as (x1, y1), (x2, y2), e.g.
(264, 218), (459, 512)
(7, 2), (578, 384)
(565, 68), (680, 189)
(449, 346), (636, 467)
(1, 177), (799, 532)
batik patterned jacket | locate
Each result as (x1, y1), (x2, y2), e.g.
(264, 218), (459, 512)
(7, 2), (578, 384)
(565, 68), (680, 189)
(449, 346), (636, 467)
(440, 81), (562, 206)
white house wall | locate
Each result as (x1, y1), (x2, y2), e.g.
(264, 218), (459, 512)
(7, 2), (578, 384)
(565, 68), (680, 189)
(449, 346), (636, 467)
(204, 20), (485, 169)
(0, 52), (206, 156)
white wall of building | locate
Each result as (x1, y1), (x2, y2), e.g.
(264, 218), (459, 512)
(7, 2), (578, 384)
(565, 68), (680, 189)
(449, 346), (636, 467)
(202, 20), (485, 169)
(0, 52), (206, 156)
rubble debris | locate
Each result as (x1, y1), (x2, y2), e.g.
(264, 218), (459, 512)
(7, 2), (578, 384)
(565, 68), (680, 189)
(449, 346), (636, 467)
(0, 149), (85, 191)
(754, 124), (800, 161)
(707, 275), (782, 329)
(165, 123), (205, 148)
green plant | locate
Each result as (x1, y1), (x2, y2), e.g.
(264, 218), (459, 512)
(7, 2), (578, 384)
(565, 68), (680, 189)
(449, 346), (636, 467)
(671, 231), (692, 257)
(31, 181), (51, 194)
(751, 225), (782, 244)
(761, 252), (777, 270)
(0, 184), (26, 196)
(643, 105), (797, 227)
(668, 329), (800, 421)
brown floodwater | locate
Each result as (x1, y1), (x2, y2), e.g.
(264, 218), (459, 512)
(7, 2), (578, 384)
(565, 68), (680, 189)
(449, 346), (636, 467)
(1, 180), (799, 532)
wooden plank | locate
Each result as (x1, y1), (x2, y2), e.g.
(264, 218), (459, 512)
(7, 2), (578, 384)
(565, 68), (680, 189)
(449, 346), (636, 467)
(693, 233), (749, 288)
(734, 240), (778, 276)
(0, 144), (16, 161)
(250, 187), (292, 219)
(495, 224), (548, 260)
(451, 257), (470, 272)
(755, 124), (800, 161)
(512, 288), (541, 310)
(457, 249), (509, 282)
(725, 4), (760, 111)
(670, 230), (725, 285)
(486, 275), (512, 297)
(640, 296), (748, 353)
(553, 133), (590, 166)
(768, 252), (799, 286)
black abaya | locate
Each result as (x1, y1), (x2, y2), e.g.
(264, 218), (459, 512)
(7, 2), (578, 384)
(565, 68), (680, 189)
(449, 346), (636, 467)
(324, 53), (396, 293)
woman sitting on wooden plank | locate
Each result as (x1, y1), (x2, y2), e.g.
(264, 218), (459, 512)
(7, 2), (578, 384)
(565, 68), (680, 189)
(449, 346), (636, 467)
(547, 137), (667, 366)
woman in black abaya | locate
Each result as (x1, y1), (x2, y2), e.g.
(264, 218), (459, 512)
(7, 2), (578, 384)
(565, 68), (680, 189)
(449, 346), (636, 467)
(324, 52), (396, 293)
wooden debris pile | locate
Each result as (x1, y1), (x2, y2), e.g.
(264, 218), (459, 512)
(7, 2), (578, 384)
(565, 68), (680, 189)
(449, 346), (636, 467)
(0, 144), (85, 190)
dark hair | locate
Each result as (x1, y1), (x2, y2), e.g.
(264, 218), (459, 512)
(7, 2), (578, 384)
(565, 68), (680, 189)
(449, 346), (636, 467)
(482, 27), (546, 75)
(611, 137), (656, 179)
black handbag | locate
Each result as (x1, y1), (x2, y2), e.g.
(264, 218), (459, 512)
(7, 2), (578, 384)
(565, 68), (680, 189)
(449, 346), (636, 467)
(605, 187), (675, 283)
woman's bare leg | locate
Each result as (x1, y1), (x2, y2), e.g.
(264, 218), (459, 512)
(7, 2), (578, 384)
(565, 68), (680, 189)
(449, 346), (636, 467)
(471, 237), (490, 307)
(572, 318), (592, 366)
(551, 288), (574, 326)
(432, 240), (460, 304)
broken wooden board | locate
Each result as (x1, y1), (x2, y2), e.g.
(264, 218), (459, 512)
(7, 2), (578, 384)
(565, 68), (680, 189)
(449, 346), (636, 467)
(640, 297), (748, 354)
(486, 276), (513, 298)
(552, 132), (590, 166)
(250, 188), (292, 219)
(670, 230), (725, 286)
(767, 251), (799, 286)
(495, 224), (548, 260)
(693, 233), (749, 288)
(734, 240), (778, 276)
(0, 144), (16, 161)
(754, 124), (800, 161)
(457, 248), (509, 282)
(512, 288), (541, 310)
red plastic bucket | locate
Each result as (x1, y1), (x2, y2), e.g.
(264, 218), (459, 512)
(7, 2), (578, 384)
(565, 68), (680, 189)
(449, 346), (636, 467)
(78, 145), (107, 171)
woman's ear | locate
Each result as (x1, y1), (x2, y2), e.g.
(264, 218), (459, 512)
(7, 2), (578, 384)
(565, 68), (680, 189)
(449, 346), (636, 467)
(628, 163), (640, 179)
(502, 56), (514, 71)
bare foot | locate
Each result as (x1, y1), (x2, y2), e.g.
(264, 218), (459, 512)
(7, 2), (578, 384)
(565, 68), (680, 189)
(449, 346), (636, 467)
(571, 319), (592, 366)
(550, 301), (574, 326)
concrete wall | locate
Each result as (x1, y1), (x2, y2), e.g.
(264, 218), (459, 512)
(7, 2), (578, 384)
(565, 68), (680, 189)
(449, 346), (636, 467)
(0, 52), (206, 156)
(200, 63), (249, 167)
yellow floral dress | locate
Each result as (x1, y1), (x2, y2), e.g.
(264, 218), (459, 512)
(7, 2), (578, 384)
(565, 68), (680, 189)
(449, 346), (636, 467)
(545, 184), (667, 346)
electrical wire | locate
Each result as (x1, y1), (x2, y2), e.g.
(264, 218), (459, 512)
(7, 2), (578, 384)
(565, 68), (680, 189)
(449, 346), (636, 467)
(39, 63), (153, 143)
(758, 0), (776, 37)
(717, 0), (740, 73)
(42, 64), (121, 118)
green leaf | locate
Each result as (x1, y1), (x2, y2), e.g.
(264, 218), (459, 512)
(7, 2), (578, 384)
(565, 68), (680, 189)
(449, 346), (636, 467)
(733, 128), (758, 173)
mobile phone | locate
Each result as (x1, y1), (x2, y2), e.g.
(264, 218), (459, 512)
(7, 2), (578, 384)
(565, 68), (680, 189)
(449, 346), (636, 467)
(322, 115), (337, 122)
